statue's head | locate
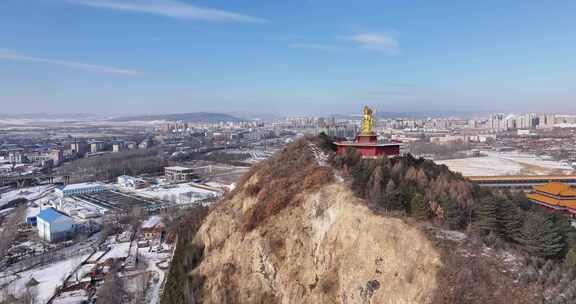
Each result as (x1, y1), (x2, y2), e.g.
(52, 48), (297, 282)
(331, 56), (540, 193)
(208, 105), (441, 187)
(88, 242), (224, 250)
(363, 105), (372, 115)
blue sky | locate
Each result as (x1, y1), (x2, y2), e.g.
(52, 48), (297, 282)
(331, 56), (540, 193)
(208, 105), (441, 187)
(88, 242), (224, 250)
(1, 0), (576, 116)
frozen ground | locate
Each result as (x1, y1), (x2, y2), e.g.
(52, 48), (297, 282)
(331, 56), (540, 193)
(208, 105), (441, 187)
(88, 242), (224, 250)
(141, 243), (172, 304)
(437, 151), (574, 176)
(101, 240), (131, 260)
(131, 183), (219, 205)
(0, 253), (90, 304)
(52, 290), (88, 304)
(0, 185), (53, 209)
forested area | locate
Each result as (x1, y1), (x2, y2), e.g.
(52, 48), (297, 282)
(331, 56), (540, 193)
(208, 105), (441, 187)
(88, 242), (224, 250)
(170, 150), (251, 166)
(329, 141), (576, 303)
(407, 140), (472, 159)
(58, 149), (168, 182)
(331, 145), (576, 262)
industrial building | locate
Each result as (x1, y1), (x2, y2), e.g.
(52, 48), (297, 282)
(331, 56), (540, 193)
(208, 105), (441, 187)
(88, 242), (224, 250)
(55, 182), (106, 197)
(165, 166), (195, 183)
(37, 208), (75, 242)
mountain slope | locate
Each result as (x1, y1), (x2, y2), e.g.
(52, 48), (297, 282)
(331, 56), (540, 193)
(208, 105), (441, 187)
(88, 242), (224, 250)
(185, 139), (442, 303)
(110, 112), (244, 122)
(195, 182), (443, 303)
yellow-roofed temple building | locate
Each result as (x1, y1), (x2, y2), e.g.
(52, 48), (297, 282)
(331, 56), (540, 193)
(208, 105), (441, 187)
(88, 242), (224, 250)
(527, 182), (576, 218)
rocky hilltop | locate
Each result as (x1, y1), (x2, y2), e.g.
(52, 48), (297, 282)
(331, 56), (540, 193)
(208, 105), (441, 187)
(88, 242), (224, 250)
(189, 139), (443, 303)
(196, 182), (441, 304)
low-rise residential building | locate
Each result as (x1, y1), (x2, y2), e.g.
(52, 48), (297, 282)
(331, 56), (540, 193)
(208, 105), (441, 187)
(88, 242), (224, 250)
(141, 216), (165, 241)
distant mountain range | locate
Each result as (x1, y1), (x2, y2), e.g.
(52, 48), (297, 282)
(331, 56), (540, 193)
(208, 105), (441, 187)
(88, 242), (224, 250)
(0, 113), (106, 120)
(110, 112), (245, 123)
(0, 110), (488, 122)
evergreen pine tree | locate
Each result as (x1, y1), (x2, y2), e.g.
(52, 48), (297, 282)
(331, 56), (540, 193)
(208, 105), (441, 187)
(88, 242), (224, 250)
(440, 197), (468, 230)
(473, 196), (500, 235)
(520, 212), (566, 259)
(410, 193), (429, 220)
(379, 164), (392, 195)
(498, 199), (525, 242)
(381, 180), (409, 212)
(351, 161), (371, 198)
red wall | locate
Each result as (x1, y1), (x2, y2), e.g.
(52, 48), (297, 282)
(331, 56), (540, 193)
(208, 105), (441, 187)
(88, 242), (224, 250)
(336, 144), (400, 158)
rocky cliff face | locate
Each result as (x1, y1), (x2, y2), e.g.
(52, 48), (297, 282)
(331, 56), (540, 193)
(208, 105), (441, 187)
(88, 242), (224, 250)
(189, 140), (443, 304)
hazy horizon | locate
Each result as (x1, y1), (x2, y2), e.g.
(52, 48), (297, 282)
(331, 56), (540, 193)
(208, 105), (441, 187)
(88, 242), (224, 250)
(2, 0), (576, 115)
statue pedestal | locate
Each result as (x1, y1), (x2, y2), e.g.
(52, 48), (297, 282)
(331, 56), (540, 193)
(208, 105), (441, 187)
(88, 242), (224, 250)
(356, 133), (377, 144)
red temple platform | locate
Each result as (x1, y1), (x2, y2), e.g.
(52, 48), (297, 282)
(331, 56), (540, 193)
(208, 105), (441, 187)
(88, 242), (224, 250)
(334, 133), (400, 158)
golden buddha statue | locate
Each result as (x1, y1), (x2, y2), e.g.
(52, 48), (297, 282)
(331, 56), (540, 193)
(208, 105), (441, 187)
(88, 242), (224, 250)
(361, 106), (374, 135)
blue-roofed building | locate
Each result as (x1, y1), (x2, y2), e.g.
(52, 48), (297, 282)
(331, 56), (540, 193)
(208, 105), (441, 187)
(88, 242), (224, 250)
(55, 182), (105, 197)
(36, 208), (75, 242)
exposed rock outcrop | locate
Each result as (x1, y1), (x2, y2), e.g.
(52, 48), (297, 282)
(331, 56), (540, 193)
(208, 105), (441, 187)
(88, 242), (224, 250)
(189, 140), (442, 304)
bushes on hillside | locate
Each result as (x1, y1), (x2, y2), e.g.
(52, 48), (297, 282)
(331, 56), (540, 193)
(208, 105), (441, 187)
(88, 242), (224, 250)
(161, 206), (209, 304)
(410, 193), (430, 220)
(236, 138), (334, 232)
(328, 140), (576, 264)
(334, 148), (473, 228)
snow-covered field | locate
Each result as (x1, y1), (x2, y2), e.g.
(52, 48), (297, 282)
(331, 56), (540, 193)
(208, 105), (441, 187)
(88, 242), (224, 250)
(437, 151), (574, 176)
(131, 183), (220, 204)
(0, 185), (53, 209)
(0, 253), (90, 303)
(101, 241), (131, 260)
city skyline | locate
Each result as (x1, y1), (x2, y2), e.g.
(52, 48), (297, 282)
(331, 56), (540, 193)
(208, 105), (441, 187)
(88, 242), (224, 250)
(2, 0), (576, 115)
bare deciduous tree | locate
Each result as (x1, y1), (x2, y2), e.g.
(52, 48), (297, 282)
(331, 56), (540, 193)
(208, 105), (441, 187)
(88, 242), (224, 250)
(96, 271), (127, 304)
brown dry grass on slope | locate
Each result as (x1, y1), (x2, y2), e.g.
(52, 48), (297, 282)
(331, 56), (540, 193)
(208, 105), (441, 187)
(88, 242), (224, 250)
(233, 138), (334, 232)
(192, 181), (443, 304)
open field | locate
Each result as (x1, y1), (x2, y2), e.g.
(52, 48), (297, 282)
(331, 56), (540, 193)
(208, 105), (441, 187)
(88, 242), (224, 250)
(437, 151), (575, 176)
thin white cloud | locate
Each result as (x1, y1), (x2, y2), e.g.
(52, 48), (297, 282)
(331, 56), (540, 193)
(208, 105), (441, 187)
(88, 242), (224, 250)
(0, 50), (143, 76)
(347, 33), (399, 53)
(69, 0), (267, 23)
(288, 43), (340, 51)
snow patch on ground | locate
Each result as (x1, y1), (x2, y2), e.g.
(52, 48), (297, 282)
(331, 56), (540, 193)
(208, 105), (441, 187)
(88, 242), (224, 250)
(0, 253), (90, 304)
(0, 185), (53, 208)
(437, 151), (574, 176)
(101, 241), (131, 260)
(52, 290), (88, 304)
(308, 143), (329, 167)
(131, 183), (219, 205)
(435, 229), (467, 242)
